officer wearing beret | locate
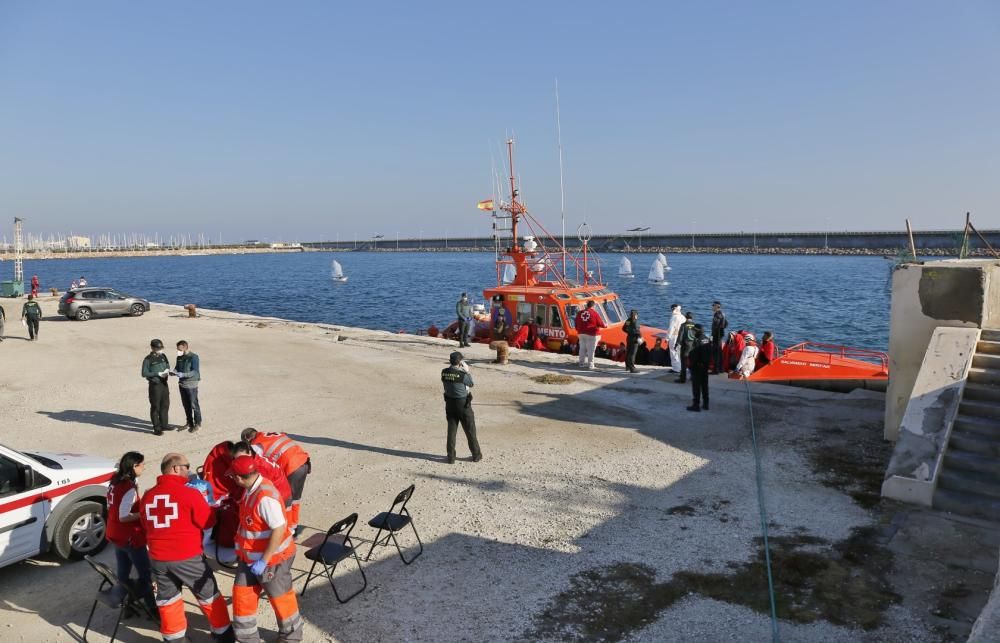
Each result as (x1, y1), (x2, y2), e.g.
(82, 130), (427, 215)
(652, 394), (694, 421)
(440, 351), (483, 464)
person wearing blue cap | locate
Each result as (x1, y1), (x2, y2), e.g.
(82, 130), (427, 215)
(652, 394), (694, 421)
(440, 351), (482, 464)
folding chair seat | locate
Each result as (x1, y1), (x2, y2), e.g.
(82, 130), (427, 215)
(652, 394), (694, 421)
(301, 513), (367, 603)
(83, 555), (155, 643)
(364, 484), (423, 565)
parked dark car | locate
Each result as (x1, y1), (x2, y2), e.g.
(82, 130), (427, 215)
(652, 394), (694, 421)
(58, 288), (150, 321)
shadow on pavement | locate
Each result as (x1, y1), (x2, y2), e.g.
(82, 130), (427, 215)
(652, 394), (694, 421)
(38, 410), (152, 434)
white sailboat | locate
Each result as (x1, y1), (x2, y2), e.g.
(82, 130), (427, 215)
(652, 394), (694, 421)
(331, 259), (348, 282)
(618, 256), (634, 278)
(648, 258), (668, 285)
(655, 252), (672, 271)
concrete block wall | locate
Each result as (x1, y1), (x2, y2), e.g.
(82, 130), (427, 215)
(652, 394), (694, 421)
(885, 260), (1000, 441)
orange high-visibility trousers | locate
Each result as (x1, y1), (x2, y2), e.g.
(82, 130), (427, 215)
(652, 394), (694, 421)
(233, 557), (303, 642)
(151, 555), (233, 641)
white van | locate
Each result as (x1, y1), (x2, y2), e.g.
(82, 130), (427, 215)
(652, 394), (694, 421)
(0, 444), (115, 567)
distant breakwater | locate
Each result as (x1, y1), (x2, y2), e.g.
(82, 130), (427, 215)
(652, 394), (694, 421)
(305, 246), (991, 257)
(304, 227), (998, 255)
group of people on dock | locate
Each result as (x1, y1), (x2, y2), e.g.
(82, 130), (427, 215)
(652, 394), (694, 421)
(105, 429), (311, 642)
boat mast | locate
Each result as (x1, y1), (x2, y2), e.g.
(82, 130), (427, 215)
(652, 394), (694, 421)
(555, 79), (566, 275)
(506, 139), (520, 251)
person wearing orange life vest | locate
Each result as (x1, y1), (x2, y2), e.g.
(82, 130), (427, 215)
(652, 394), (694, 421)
(240, 428), (310, 537)
(231, 440), (293, 504)
(230, 455), (303, 643)
(139, 453), (234, 643)
(756, 331), (779, 371)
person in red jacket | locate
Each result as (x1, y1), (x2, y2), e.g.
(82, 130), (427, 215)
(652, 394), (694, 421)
(241, 428), (311, 537)
(139, 452), (234, 643)
(756, 331), (779, 371)
(30, 275), (39, 297)
(574, 300), (607, 369)
(105, 451), (156, 616)
(202, 441), (240, 501)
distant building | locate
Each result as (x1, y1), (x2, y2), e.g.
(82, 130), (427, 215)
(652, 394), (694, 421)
(67, 235), (91, 249)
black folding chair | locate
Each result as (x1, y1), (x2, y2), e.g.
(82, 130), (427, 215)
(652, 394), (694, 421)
(83, 555), (155, 642)
(301, 513), (368, 602)
(364, 484), (423, 565)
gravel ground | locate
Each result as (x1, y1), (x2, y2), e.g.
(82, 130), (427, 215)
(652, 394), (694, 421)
(0, 298), (969, 641)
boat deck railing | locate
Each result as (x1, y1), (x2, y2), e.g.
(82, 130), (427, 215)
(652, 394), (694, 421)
(780, 342), (889, 374)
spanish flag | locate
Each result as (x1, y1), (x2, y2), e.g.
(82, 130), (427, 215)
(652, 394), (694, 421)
(477, 199), (494, 211)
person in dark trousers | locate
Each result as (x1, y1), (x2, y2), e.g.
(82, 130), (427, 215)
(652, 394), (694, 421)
(711, 301), (728, 374)
(173, 340), (202, 433)
(441, 351), (482, 464)
(141, 339), (171, 435)
(623, 309), (642, 373)
(21, 295), (42, 341)
(687, 325), (712, 412)
(456, 292), (473, 347)
(674, 312), (696, 383)
(0, 302), (6, 341)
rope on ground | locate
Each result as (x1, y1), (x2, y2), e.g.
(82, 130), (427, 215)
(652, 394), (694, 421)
(744, 378), (781, 642)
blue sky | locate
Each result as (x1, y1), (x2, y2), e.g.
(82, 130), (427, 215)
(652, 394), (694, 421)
(1, 1), (998, 242)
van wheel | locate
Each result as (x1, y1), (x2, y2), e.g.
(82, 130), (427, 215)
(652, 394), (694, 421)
(130, 303), (145, 317)
(75, 307), (92, 321)
(53, 500), (106, 560)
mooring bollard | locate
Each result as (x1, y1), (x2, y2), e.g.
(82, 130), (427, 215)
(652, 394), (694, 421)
(489, 340), (509, 365)
(49, 287), (59, 296)
(184, 304), (197, 318)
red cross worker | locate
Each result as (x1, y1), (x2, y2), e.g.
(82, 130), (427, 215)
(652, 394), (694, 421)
(139, 453), (234, 642)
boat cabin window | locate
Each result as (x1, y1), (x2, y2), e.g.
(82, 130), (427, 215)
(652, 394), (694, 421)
(593, 302), (611, 324)
(516, 302), (533, 325)
(565, 304), (578, 328)
(556, 293), (571, 300)
(573, 293), (588, 299)
(548, 305), (562, 328)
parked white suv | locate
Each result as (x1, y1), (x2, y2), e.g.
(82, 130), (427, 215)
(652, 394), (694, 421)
(0, 444), (115, 567)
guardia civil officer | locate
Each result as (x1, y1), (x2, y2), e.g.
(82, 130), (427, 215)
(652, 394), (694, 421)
(141, 339), (171, 435)
(21, 294), (42, 341)
(441, 351), (482, 464)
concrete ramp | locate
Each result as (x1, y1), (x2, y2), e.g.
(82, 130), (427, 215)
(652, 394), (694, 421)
(881, 327), (979, 506)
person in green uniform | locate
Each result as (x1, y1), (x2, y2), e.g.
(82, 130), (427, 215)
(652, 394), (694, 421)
(440, 351), (482, 464)
(141, 339), (171, 435)
(21, 295), (42, 341)
(623, 309), (642, 373)
(674, 312), (697, 384)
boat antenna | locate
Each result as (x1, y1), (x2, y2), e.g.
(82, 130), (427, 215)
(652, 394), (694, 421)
(555, 78), (566, 274)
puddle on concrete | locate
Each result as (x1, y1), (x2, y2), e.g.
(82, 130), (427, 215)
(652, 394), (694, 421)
(528, 527), (900, 641)
(806, 421), (891, 509)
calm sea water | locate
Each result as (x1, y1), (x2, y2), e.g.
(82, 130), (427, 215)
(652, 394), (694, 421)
(16, 252), (892, 350)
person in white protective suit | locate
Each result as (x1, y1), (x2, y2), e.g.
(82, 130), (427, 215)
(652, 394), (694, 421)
(666, 303), (686, 373)
(736, 333), (760, 379)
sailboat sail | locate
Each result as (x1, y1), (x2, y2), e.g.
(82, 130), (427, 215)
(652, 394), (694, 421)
(648, 259), (666, 283)
(331, 259), (347, 281)
(618, 257), (633, 277)
(655, 252), (672, 271)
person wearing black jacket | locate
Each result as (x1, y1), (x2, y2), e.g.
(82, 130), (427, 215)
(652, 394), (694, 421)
(141, 339), (171, 435)
(687, 325), (712, 412)
(622, 309), (642, 373)
(711, 301), (728, 374)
